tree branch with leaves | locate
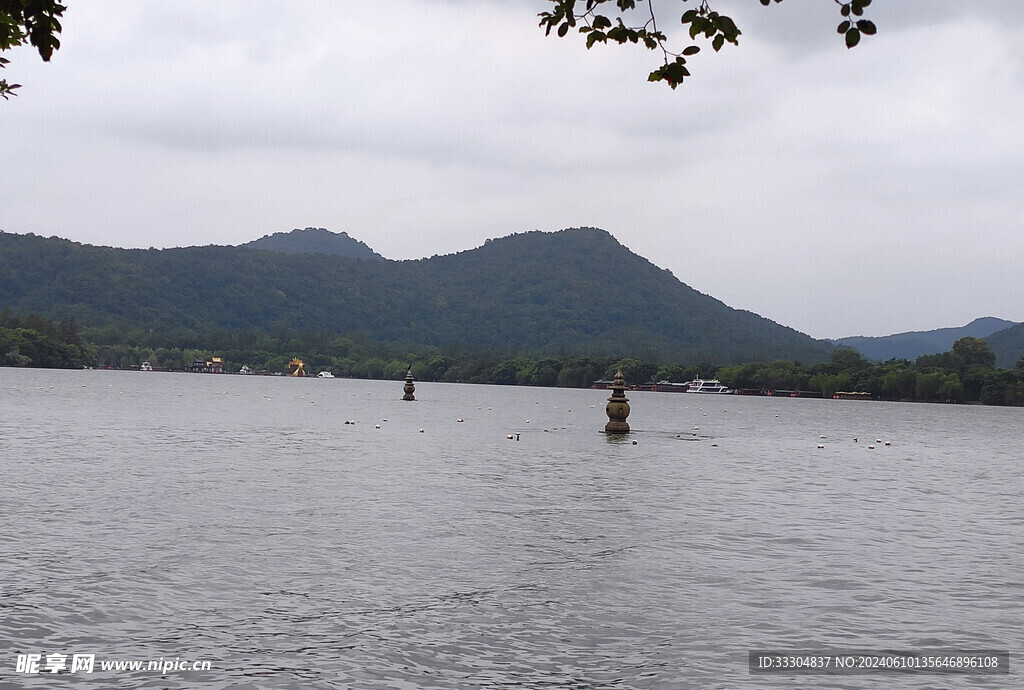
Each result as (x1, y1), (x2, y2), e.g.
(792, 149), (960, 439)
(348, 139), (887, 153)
(539, 0), (877, 88)
(0, 0), (66, 99)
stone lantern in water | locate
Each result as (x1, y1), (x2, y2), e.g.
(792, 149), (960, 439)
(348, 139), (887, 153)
(605, 369), (630, 434)
(402, 367), (416, 401)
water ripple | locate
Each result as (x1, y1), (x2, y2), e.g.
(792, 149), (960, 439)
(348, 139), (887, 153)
(2, 370), (1021, 688)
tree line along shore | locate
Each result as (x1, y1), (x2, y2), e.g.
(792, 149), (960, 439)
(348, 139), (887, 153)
(3, 311), (1022, 406)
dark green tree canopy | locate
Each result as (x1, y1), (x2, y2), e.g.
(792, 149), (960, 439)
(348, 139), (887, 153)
(540, 0), (876, 88)
(951, 336), (996, 370)
(0, 0), (65, 99)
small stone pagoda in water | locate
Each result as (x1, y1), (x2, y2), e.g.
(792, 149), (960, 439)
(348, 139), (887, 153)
(402, 367), (416, 401)
(604, 369), (630, 434)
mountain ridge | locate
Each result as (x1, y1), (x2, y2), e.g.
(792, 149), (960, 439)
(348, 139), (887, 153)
(0, 227), (833, 364)
(985, 323), (1024, 369)
(240, 227), (383, 260)
(833, 317), (1018, 362)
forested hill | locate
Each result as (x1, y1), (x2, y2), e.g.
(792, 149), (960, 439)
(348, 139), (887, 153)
(834, 317), (1018, 362)
(985, 323), (1024, 369)
(240, 227), (383, 260)
(0, 228), (832, 364)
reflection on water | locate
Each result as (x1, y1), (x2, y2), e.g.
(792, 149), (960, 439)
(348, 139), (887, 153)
(2, 369), (1021, 688)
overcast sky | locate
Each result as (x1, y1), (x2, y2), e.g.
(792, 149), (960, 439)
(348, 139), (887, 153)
(2, 0), (1022, 339)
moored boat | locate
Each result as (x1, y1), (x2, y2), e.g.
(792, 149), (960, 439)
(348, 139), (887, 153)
(685, 378), (732, 394)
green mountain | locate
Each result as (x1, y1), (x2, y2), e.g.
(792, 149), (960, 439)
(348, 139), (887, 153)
(241, 227), (383, 260)
(985, 323), (1024, 369)
(834, 317), (1018, 362)
(0, 227), (832, 364)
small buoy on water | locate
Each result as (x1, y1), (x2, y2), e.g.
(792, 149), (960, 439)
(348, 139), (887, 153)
(711, 444), (718, 447)
(817, 444), (825, 449)
(632, 440), (638, 445)
(506, 434), (513, 440)
(694, 426), (700, 430)
(457, 418), (464, 423)
(820, 435), (826, 439)
(419, 428), (425, 433)
(868, 445), (875, 449)
(884, 441), (891, 446)
(375, 424), (380, 429)
(876, 439), (882, 443)
(515, 433), (520, 441)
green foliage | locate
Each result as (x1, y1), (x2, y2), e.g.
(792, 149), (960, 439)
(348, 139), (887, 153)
(242, 228), (383, 260)
(951, 336), (995, 370)
(605, 357), (657, 384)
(0, 1), (65, 99)
(540, 0), (874, 88)
(835, 318), (1017, 363)
(826, 347), (870, 374)
(557, 356), (604, 388)
(753, 360), (808, 391)
(4, 231), (1020, 405)
(0, 309), (94, 368)
(0, 229), (834, 366)
(808, 372), (850, 398)
(983, 322), (1024, 369)
(5, 304), (1022, 405)
(979, 370), (1024, 406)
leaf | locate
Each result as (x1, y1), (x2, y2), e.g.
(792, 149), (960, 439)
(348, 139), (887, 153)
(837, 20), (851, 34)
(682, 45), (700, 56)
(557, 22), (569, 37)
(712, 34), (724, 52)
(857, 20), (877, 35)
(845, 27), (861, 48)
(718, 15), (739, 40)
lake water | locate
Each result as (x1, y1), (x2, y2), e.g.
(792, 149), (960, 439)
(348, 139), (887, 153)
(2, 368), (1021, 688)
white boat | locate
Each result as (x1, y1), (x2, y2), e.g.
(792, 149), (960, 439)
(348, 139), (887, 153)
(686, 378), (731, 394)
(317, 371), (335, 379)
(140, 361), (153, 372)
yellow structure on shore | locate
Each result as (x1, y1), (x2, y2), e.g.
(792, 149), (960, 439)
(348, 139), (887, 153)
(288, 358), (306, 377)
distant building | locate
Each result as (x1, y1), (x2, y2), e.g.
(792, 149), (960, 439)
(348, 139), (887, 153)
(186, 357), (224, 374)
